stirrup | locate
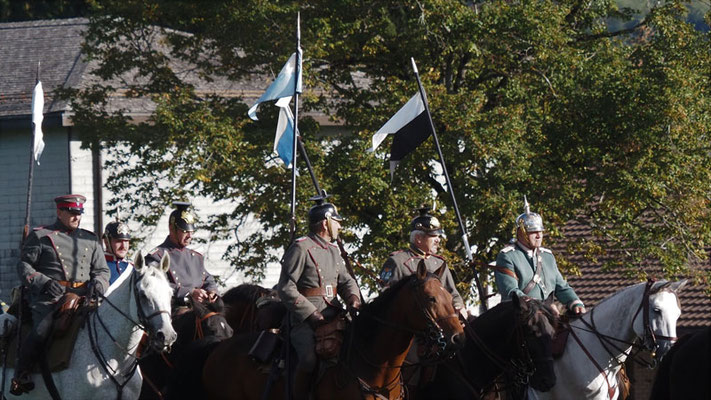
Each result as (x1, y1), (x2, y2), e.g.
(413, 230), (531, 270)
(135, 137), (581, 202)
(10, 375), (35, 395)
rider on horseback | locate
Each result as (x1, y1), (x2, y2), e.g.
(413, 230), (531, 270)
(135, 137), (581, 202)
(11, 194), (110, 395)
(103, 221), (133, 285)
(378, 206), (466, 389)
(146, 201), (218, 315)
(495, 197), (586, 314)
(277, 195), (361, 400)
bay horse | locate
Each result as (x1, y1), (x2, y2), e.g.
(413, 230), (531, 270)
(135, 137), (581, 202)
(222, 284), (285, 334)
(417, 294), (558, 400)
(649, 325), (711, 400)
(138, 297), (233, 399)
(529, 279), (687, 400)
(200, 261), (465, 400)
(1, 251), (177, 400)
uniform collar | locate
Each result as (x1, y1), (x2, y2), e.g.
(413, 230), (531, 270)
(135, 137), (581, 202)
(162, 236), (185, 250)
(308, 232), (331, 249)
(51, 219), (75, 234)
(409, 244), (429, 258)
(105, 253), (126, 263)
(516, 240), (536, 257)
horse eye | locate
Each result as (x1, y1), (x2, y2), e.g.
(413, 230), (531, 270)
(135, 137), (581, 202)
(428, 296), (437, 303)
(653, 308), (661, 313)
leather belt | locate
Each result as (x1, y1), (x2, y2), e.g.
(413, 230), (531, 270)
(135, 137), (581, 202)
(298, 286), (336, 297)
(57, 280), (87, 289)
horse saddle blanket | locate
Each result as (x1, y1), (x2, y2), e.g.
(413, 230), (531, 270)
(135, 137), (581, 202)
(4, 304), (89, 372)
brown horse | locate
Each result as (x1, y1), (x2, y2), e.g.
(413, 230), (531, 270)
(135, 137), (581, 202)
(222, 284), (285, 334)
(200, 261), (465, 400)
(139, 298), (233, 399)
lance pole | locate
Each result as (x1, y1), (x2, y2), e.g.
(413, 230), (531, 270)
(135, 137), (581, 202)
(22, 62), (41, 246)
(410, 58), (487, 311)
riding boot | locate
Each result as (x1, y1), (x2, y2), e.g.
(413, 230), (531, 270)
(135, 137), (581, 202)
(292, 368), (313, 400)
(11, 309), (54, 395)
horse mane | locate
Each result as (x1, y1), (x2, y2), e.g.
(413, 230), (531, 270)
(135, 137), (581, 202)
(355, 273), (438, 335)
(590, 279), (673, 310)
(222, 283), (272, 304)
(473, 299), (556, 340)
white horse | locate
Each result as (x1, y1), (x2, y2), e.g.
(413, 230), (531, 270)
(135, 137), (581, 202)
(529, 279), (686, 400)
(1, 251), (177, 400)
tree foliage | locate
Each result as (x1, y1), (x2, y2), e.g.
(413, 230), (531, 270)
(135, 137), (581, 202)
(65, 0), (711, 297)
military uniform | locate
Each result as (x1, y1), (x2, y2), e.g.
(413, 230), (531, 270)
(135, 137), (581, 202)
(278, 232), (360, 371)
(146, 237), (217, 307)
(18, 220), (110, 320)
(379, 246), (465, 310)
(12, 194), (110, 394)
(105, 253), (132, 285)
(495, 241), (583, 309)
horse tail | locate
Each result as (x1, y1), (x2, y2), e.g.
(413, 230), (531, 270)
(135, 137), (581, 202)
(164, 338), (221, 400)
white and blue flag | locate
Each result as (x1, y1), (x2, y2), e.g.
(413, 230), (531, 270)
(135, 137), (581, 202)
(248, 51), (303, 121)
(274, 97), (297, 168)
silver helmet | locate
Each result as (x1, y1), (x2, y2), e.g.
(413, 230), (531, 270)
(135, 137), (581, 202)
(515, 196), (544, 233)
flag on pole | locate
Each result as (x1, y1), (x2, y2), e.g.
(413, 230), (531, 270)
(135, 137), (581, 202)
(368, 93), (431, 177)
(274, 97), (297, 168)
(31, 80), (45, 164)
(248, 51), (303, 120)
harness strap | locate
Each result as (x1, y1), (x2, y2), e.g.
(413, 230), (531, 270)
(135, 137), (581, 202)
(522, 250), (543, 295)
(568, 324), (617, 399)
(194, 311), (220, 340)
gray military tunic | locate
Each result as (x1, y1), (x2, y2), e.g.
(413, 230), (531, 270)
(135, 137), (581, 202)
(146, 237), (217, 307)
(277, 233), (361, 371)
(17, 220), (110, 323)
(495, 241), (583, 309)
(379, 246), (465, 310)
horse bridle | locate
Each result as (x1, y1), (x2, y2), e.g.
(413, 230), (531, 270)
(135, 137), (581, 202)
(569, 278), (677, 399)
(411, 276), (460, 360)
(87, 269), (172, 400)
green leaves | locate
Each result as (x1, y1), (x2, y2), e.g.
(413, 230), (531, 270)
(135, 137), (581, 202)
(65, 0), (711, 297)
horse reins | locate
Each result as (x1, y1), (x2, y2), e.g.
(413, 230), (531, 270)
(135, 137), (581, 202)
(194, 311), (220, 340)
(87, 270), (171, 400)
(568, 279), (676, 399)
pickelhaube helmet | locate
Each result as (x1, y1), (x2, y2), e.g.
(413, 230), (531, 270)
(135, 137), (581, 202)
(410, 206), (444, 236)
(308, 191), (343, 225)
(169, 201), (197, 232)
(104, 221), (131, 240)
(515, 196), (544, 233)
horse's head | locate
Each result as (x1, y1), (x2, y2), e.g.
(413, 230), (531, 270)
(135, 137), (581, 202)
(404, 260), (466, 357)
(633, 279), (686, 361)
(190, 296), (234, 340)
(512, 293), (557, 392)
(134, 251), (178, 352)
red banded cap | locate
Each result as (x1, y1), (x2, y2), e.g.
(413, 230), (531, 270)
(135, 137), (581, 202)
(54, 194), (86, 213)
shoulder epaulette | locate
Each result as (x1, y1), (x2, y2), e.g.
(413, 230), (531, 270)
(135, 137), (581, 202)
(149, 247), (163, 256)
(190, 249), (204, 257)
(540, 247), (553, 254)
(501, 245), (515, 253)
(32, 226), (47, 231)
(78, 228), (97, 237)
(389, 249), (406, 256)
(430, 254), (446, 262)
(295, 236), (309, 242)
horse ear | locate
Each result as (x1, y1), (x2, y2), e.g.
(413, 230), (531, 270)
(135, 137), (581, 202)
(434, 264), (446, 279)
(544, 293), (555, 307)
(160, 253), (171, 273)
(417, 259), (428, 280)
(670, 279), (688, 293)
(511, 292), (525, 312)
(134, 251), (144, 270)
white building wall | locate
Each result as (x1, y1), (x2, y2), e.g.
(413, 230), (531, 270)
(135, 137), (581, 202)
(98, 147), (283, 294)
(0, 127), (71, 299)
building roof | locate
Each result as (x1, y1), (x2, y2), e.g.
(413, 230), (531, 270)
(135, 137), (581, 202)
(0, 18), (338, 125)
(0, 18), (88, 117)
(550, 219), (711, 329)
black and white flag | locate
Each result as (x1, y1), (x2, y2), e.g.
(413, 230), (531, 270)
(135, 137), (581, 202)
(368, 93), (432, 178)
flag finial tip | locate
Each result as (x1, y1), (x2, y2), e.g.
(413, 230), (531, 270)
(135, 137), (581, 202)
(411, 58), (418, 74)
